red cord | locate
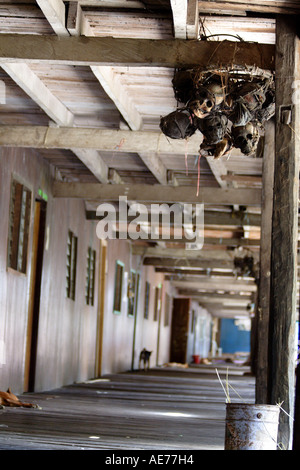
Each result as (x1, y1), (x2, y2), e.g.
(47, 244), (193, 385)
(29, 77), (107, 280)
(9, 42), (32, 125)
(196, 154), (201, 197)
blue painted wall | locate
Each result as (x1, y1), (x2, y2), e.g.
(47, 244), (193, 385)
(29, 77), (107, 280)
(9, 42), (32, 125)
(220, 319), (250, 354)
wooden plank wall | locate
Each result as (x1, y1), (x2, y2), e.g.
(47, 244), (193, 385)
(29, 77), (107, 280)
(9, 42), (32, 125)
(101, 240), (174, 374)
(34, 196), (100, 391)
(0, 146), (100, 393)
(186, 302), (211, 362)
(0, 146), (212, 392)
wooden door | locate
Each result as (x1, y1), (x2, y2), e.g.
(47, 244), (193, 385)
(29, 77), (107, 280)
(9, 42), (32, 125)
(24, 200), (46, 392)
(95, 239), (107, 377)
(131, 272), (140, 370)
(155, 285), (163, 366)
(170, 298), (190, 363)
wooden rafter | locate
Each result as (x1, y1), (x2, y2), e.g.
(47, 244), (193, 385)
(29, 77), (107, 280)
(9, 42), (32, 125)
(187, 0), (199, 39)
(53, 182), (261, 205)
(0, 125), (239, 157)
(0, 35), (275, 70)
(1, 63), (74, 127)
(36, 0), (69, 36)
(87, 208), (261, 226)
(197, 1), (300, 16)
(170, 0), (199, 40)
(165, 276), (257, 291)
(170, 0), (187, 39)
(132, 246), (254, 261)
(4, 0), (120, 185)
(80, 14), (168, 183)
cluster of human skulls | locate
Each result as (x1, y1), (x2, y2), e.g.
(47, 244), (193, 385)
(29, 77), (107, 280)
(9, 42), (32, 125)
(159, 69), (275, 159)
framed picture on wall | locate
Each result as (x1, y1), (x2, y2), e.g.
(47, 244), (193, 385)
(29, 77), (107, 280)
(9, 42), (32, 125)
(144, 281), (150, 319)
(127, 269), (136, 317)
(154, 286), (161, 321)
(113, 260), (124, 314)
(164, 293), (171, 327)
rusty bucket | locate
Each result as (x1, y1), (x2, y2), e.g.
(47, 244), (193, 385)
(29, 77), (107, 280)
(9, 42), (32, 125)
(224, 403), (280, 450)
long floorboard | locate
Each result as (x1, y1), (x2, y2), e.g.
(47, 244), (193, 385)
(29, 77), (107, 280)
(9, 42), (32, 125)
(0, 363), (255, 451)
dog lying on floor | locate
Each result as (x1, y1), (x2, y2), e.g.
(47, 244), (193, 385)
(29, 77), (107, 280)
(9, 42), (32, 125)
(139, 348), (152, 371)
(0, 388), (38, 408)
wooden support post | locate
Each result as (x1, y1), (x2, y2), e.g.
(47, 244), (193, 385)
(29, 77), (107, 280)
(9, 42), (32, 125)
(269, 16), (300, 450)
(255, 120), (275, 403)
(293, 359), (300, 449)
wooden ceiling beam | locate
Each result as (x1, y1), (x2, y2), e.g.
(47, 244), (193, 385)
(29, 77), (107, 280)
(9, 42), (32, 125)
(0, 66), (113, 183)
(0, 124), (202, 154)
(86, 208), (261, 226)
(170, 0), (187, 39)
(186, 0), (199, 39)
(177, 291), (252, 301)
(90, 65), (143, 131)
(74, 1), (145, 7)
(155, 268), (237, 276)
(132, 246), (236, 259)
(0, 63), (74, 127)
(198, 1), (300, 16)
(81, 16), (143, 131)
(0, 123), (258, 188)
(0, 34), (275, 70)
(170, 278), (257, 292)
(53, 182), (261, 205)
(143, 257), (235, 269)
(28, 0), (121, 184)
(36, 0), (69, 36)
(81, 9), (184, 185)
(205, 156), (230, 189)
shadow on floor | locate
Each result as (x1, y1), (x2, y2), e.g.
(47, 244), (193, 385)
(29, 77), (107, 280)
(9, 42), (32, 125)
(0, 362), (255, 450)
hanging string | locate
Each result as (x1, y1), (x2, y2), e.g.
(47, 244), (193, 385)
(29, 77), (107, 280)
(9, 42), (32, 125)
(196, 153), (201, 197)
(111, 138), (126, 162)
(184, 139), (189, 176)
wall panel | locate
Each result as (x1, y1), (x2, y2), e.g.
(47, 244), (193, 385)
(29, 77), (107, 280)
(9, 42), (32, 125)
(0, 146), (99, 393)
(100, 240), (173, 374)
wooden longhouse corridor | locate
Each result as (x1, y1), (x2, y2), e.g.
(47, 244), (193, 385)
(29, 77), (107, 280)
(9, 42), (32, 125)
(0, 363), (255, 450)
(0, 0), (300, 452)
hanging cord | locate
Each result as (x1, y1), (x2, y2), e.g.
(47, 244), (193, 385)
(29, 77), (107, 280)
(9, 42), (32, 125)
(201, 33), (244, 42)
(196, 153), (201, 197)
(184, 139), (189, 176)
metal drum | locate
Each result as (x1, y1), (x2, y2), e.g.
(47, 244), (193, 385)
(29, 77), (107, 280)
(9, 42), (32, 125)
(225, 403), (280, 450)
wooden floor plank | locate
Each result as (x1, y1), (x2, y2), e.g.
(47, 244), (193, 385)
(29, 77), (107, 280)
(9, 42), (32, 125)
(0, 364), (255, 450)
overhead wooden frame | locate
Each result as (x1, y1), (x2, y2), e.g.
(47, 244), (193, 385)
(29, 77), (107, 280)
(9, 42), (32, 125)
(52, 182), (261, 205)
(0, 34), (275, 70)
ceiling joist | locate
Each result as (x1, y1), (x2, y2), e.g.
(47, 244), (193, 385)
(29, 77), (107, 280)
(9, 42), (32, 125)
(0, 125), (201, 153)
(2, 0), (120, 185)
(1, 62), (74, 127)
(53, 182), (261, 205)
(0, 34), (275, 70)
(0, 1), (288, 322)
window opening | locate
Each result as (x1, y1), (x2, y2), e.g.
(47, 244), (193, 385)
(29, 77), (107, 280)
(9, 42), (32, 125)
(66, 230), (78, 300)
(7, 179), (32, 274)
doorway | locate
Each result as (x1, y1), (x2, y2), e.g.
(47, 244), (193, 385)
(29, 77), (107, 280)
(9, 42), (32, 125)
(24, 199), (47, 392)
(95, 239), (107, 377)
(131, 272), (140, 370)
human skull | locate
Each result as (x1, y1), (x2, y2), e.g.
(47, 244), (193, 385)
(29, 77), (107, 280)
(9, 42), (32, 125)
(255, 88), (275, 123)
(206, 81), (225, 106)
(198, 113), (228, 144)
(232, 122), (260, 155)
(159, 108), (197, 140)
(235, 82), (266, 112)
(229, 101), (253, 127)
(188, 86), (215, 119)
